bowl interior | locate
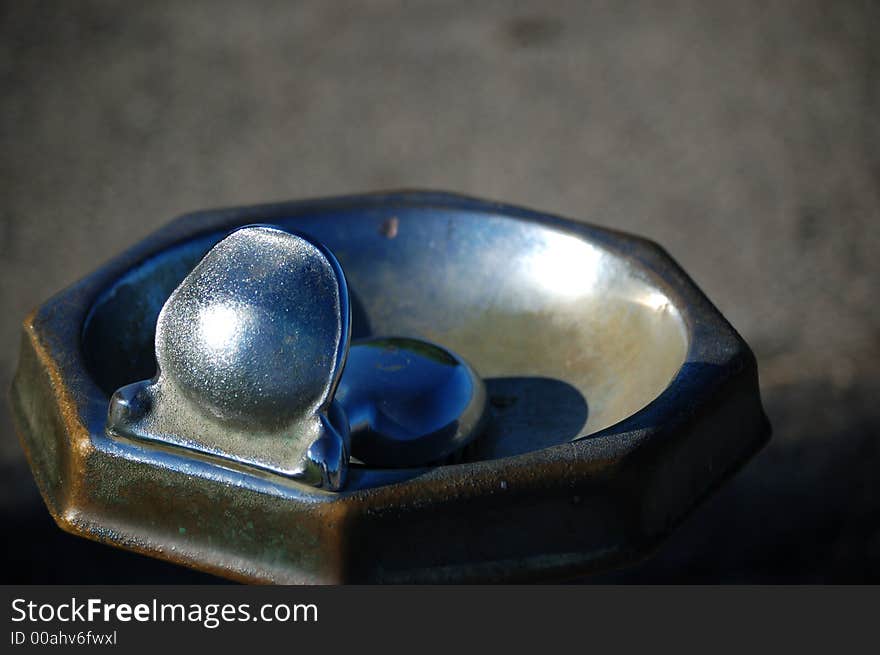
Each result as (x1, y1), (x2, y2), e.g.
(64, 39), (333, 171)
(83, 209), (688, 461)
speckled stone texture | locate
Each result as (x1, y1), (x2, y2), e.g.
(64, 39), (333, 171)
(2, 0), (879, 582)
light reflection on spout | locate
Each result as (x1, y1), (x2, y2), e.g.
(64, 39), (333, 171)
(199, 305), (243, 352)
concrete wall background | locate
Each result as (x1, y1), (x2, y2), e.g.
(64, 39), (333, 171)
(2, 0), (879, 582)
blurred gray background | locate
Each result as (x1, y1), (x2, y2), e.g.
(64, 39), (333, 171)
(2, 0), (879, 582)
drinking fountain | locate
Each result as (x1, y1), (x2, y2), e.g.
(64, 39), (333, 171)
(9, 191), (770, 583)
